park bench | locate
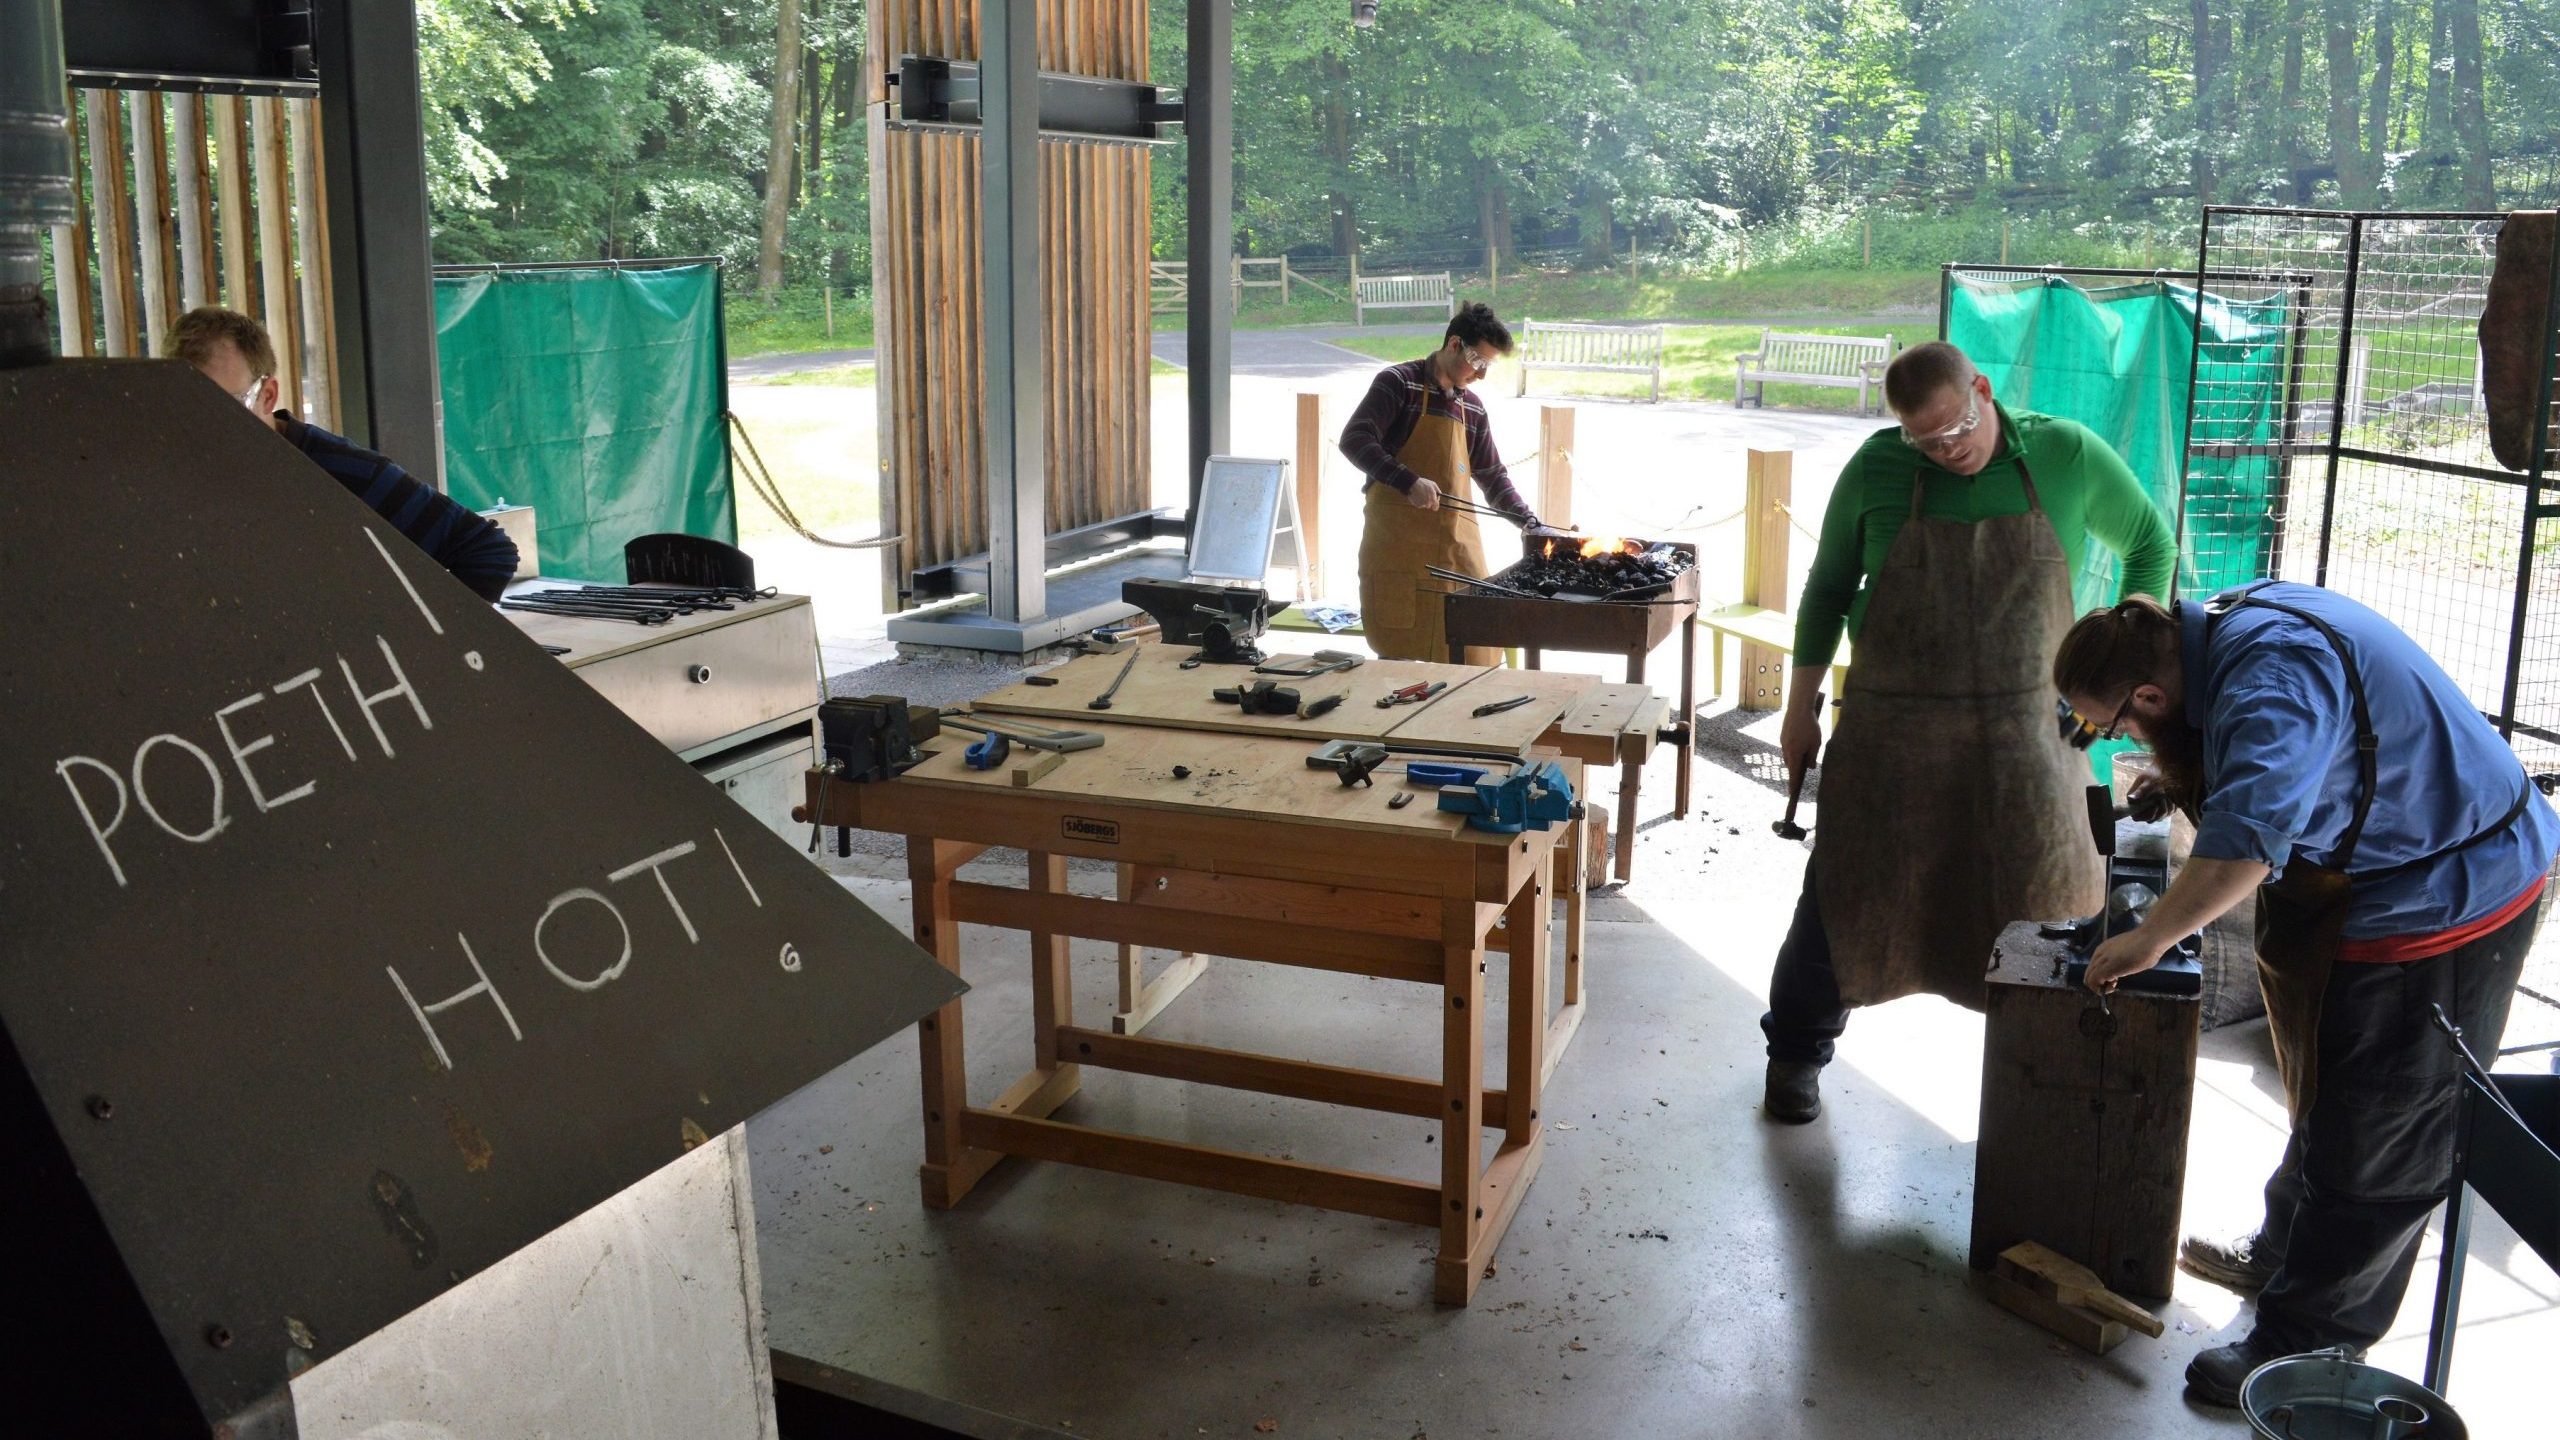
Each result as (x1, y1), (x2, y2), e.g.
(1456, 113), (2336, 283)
(1514, 320), (1668, 403)
(1733, 330), (1900, 416)
(1699, 603), (1850, 709)
(1354, 271), (1456, 325)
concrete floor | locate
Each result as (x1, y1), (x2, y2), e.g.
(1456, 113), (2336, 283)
(746, 703), (2557, 1440)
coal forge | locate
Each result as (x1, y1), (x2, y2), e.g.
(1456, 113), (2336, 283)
(1491, 532), (1697, 602)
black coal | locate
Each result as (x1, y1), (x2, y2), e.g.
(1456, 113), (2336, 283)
(1493, 537), (1693, 600)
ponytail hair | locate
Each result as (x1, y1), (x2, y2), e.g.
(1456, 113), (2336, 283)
(2053, 595), (2177, 699)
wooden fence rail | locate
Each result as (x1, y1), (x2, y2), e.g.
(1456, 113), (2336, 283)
(48, 85), (337, 429)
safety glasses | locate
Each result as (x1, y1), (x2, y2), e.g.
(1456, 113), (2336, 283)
(1460, 344), (1492, 376)
(1901, 389), (1982, 454)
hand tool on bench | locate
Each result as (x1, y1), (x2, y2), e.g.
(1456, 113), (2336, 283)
(1256, 650), (1365, 679)
(1305, 740), (1519, 790)
(1212, 679), (1303, 716)
(1471, 693), (1536, 719)
(1994, 1243), (2165, 1338)
(940, 715), (1107, 753)
(1377, 679), (1448, 708)
(1088, 645), (1141, 710)
(1179, 606), (1269, 669)
(1305, 741), (1391, 787)
(1299, 690), (1349, 720)
(963, 731), (1012, 771)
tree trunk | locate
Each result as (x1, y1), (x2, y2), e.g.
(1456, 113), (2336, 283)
(2445, 0), (2493, 207)
(2282, 0), (2308, 199)
(2366, 0), (2395, 183)
(1492, 180), (1514, 267)
(2323, 0), (2370, 205)
(803, 0), (826, 204)
(1579, 189), (1615, 269)
(2424, 0), (2450, 157)
(2193, 0), (2218, 202)
(757, 0), (807, 299)
(1320, 54), (1356, 260)
(828, 42), (860, 290)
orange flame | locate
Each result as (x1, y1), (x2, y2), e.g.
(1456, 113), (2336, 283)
(1576, 535), (1640, 559)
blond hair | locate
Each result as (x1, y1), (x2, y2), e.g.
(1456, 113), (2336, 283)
(169, 306), (278, 379)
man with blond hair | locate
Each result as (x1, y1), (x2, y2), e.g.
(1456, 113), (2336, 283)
(172, 307), (518, 600)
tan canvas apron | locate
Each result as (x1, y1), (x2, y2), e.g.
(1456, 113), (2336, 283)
(1815, 467), (2105, 1009)
(1358, 403), (1499, 666)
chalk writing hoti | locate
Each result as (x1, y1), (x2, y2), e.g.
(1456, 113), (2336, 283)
(808, 729), (1566, 1304)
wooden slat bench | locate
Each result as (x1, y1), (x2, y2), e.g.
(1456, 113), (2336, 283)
(1354, 271), (1456, 326)
(1514, 320), (1668, 403)
(1733, 330), (1900, 416)
(1700, 602), (1848, 704)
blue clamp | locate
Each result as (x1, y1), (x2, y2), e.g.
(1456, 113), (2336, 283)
(964, 731), (1011, 770)
(1436, 760), (1578, 834)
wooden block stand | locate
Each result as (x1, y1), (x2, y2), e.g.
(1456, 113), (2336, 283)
(1971, 926), (2201, 1301)
(809, 734), (1581, 1305)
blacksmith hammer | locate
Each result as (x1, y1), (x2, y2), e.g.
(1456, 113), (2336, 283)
(1772, 692), (1822, 840)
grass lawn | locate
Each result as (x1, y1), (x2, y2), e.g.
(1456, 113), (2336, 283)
(727, 377), (879, 543)
(1323, 320), (1941, 412)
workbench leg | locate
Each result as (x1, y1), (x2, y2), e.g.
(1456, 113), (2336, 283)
(910, 838), (992, 1209)
(1434, 906), (1488, 1305)
(1111, 864), (1207, 1035)
(1712, 631), (1727, 703)
(1505, 867), (1548, 1147)
(1028, 853), (1082, 1099)
(1525, 647), (1542, 671)
(1674, 613), (1696, 820)
(1614, 648), (1647, 885)
(1545, 814), (1588, 1087)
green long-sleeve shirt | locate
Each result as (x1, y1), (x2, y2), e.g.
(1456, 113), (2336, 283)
(1791, 403), (2176, 667)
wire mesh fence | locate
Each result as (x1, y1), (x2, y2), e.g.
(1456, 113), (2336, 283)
(2190, 207), (2560, 1039)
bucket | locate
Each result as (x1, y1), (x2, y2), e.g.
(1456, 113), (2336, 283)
(2240, 1349), (2466, 1439)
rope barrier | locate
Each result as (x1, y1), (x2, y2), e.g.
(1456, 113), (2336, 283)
(725, 412), (902, 551)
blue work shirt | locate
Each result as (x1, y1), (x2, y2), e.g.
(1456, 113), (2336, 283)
(2180, 582), (2560, 939)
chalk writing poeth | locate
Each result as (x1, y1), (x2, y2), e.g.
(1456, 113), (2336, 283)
(49, 528), (799, 1074)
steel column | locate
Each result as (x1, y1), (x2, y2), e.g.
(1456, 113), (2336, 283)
(312, 0), (443, 485)
(981, 0), (1045, 623)
(1185, 0), (1232, 518)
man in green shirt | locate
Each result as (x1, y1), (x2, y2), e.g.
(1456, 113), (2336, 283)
(1762, 341), (2176, 1123)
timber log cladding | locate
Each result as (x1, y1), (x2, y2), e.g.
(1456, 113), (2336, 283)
(868, 0), (1157, 579)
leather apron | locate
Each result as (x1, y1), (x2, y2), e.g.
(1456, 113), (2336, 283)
(1815, 466), (2104, 1009)
(2205, 585), (2533, 1122)
(1358, 402), (1499, 665)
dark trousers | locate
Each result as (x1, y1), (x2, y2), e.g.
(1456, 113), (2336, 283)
(2248, 900), (2539, 1354)
(1762, 856), (1852, 1065)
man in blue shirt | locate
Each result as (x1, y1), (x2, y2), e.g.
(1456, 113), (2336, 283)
(173, 308), (520, 600)
(2054, 582), (2556, 1406)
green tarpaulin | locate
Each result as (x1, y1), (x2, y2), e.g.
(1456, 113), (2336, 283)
(1945, 272), (2294, 606)
(434, 263), (734, 582)
(1945, 271), (2296, 776)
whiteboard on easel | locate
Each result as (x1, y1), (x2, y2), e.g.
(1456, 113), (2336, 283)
(1188, 456), (1290, 582)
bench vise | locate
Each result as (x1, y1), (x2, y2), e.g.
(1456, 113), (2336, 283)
(1439, 761), (1579, 834)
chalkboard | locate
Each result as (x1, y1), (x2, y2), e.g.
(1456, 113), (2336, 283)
(0, 361), (965, 1430)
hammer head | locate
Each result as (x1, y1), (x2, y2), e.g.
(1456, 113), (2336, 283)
(1771, 818), (1808, 841)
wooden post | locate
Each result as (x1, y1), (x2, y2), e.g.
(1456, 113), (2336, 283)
(1537, 405), (1575, 529)
(1487, 242), (1498, 298)
(82, 90), (139, 358)
(824, 285), (834, 339)
(172, 94), (215, 311)
(286, 99), (334, 429)
(51, 87), (95, 357)
(127, 91), (179, 356)
(210, 94), (254, 313)
(1740, 449), (1793, 711)
(1294, 392), (1324, 595)
(2000, 219), (2011, 264)
(1862, 215), (1872, 268)
(250, 98), (300, 412)
(1278, 256), (1290, 307)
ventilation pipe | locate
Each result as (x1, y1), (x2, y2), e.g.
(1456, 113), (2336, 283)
(0, 0), (75, 365)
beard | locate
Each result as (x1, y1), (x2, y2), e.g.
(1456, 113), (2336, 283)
(2144, 711), (2209, 824)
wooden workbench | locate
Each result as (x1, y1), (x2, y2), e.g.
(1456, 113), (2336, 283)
(802, 713), (1580, 1305)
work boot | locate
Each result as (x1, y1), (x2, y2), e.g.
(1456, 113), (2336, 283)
(2179, 1231), (2277, 1295)
(1763, 1060), (1822, 1123)
(2184, 1334), (2357, 1410)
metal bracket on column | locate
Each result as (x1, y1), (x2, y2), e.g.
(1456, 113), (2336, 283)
(891, 57), (1182, 145)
